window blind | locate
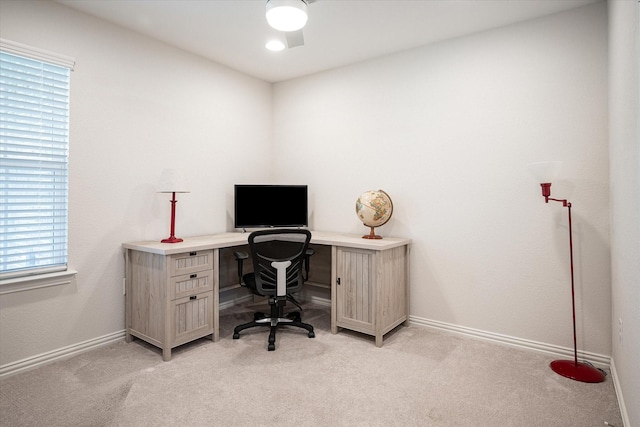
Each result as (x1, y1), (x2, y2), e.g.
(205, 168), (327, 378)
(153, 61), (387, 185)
(0, 49), (71, 279)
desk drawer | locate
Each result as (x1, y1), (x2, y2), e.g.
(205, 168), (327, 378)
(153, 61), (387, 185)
(170, 270), (214, 301)
(169, 250), (214, 277)
(172, 291), (214, 347)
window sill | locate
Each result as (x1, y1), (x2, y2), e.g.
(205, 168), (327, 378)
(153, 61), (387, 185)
(0, 269), (78, 295)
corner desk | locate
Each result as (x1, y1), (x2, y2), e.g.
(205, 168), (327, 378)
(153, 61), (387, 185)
(123, 230), (411, 361)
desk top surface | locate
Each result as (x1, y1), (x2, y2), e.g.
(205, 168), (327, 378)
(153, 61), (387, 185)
(123, 230), (411, 255)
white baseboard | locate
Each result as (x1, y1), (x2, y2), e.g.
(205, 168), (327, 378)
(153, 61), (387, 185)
(219, 293), (330, 310)
(305, 295), (331, 307)
(0, 330), (125, 378)
(610, 358), (630, 427)
(409, 315), (611, 368)
(219, 293), (253, 310)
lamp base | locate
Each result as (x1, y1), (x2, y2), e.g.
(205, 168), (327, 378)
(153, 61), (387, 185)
(161, 236), (183, 244)
(550, 359), (605, 383)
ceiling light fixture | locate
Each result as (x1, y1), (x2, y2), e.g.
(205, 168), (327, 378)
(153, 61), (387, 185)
(266, 0), (308, 32)
(265, 40), (286, 51)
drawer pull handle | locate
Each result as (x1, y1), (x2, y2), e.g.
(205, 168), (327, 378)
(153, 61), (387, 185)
(189, 252), (197, 256)
(190, 295), (197, 300)
(190, 274), (197, 279)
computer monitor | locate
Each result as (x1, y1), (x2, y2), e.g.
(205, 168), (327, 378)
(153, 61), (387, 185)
(234, 184), (308, 229)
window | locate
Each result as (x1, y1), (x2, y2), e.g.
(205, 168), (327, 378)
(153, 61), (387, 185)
(0, 39), (75, 289)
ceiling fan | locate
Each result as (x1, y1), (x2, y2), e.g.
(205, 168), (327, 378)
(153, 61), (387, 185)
(265, 0), (316, 49)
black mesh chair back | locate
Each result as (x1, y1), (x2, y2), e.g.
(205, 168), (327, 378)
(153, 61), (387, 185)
(249, 229), (311, 296)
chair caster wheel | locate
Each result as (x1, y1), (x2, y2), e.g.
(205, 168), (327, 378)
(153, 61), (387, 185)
(233, 333), (240, 339)
(268, 344), (275, 351)
(308, 331), (315, 338)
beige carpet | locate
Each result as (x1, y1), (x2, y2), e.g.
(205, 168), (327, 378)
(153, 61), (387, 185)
(0, 303), (623, 426)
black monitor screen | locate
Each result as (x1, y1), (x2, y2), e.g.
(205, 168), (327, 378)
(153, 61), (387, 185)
(234, 185), (308, 228)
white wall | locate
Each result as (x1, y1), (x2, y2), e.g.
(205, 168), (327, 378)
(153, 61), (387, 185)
(608, 1), (640, 425)
(0, 0), (272, 366)
(0, 0), (615, 376)
(274, 3), (610, 355)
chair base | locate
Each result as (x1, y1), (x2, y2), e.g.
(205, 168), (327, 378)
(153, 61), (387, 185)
(233, 300), (315, 351)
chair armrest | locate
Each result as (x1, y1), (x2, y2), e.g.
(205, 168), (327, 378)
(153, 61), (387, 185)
(234, 251), (249, 260)
(304, 248), (315, 281)
(234, 251), (249, 285)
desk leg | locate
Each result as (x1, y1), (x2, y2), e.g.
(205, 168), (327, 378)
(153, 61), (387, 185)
(162, 346), (171, 362)
(213, 249), (220, 342)
(330, 245), (338, 334)
(124, 250), (132, 343)
(375, 334), (383, 347)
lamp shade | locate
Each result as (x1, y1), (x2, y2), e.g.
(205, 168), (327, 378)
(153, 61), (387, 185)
(157, 169), (190, 193)
(528, 161), (563, 183)
(266, 0), (308, 32)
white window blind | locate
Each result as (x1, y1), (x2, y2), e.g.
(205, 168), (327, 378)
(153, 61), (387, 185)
(0, 46), (72, 279)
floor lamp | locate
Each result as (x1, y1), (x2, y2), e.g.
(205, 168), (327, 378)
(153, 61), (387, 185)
(157, 169), (190, 244)
(529, 161), (605, 383)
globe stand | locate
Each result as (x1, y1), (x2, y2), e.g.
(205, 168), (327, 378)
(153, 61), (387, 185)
(362, 226), (383, 239)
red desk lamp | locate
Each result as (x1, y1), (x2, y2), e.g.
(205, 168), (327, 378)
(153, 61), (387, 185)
(157, 169), (190, 244)
(530, 161), (604, 383)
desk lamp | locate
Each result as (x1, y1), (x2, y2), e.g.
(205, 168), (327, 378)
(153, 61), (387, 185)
(529, 161), (604, 383)
(157, 169), (189, 244)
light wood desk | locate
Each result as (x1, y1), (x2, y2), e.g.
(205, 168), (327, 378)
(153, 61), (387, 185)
(123, 231), (411, 360)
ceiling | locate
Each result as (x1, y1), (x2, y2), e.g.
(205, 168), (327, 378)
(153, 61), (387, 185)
(55, 0), (600, 83)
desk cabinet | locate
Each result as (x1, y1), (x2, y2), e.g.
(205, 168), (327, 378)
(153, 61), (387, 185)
(334, 245), (407, 347)
(125, 249), (219, 361)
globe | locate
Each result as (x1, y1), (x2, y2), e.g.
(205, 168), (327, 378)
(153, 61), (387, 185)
(355, 190), (393, 239)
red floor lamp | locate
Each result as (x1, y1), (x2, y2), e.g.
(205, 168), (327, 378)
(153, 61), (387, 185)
(529, 161), (605, 383)
(157, 169), (190, 244)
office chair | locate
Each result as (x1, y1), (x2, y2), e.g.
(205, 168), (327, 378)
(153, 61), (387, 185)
(232, 229), (315, 351)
